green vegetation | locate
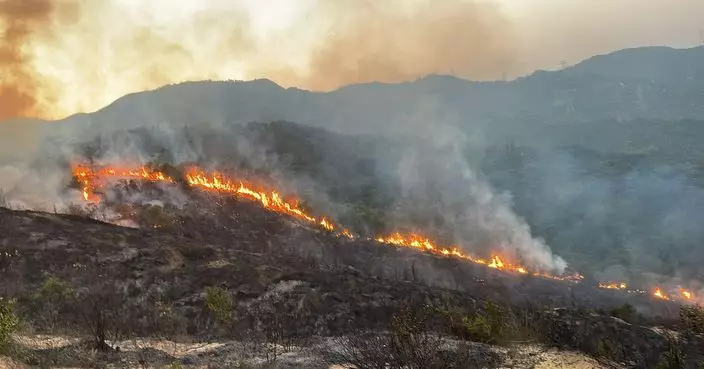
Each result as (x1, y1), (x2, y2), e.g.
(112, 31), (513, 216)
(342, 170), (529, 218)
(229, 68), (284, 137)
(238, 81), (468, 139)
(0, 298), (20, 350)
(204, 286), (233, 324)
(438, 301), (515, 345)
(137, 204), (177, 230)
(654, 334), (685, 369)
(30, 276), (76, 332)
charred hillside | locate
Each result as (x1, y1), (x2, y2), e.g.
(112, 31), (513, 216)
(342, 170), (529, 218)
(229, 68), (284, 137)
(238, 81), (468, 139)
(32, 119), (704, 291)
(1, 193), (703, 367)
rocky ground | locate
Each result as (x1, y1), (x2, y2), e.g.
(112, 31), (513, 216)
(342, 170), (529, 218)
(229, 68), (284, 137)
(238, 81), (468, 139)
(0, 335), (613, 369)
(0, 195), (703, 368)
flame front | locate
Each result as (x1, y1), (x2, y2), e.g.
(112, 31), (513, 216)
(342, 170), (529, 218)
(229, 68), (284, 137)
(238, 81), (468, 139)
(67, 164), (591, 285)
(654, 288), (669, 300)
(184, 169), (321, 224)
(598, 282), (628, 290)
(73, 165), (173, 203)
(374, 233), (539, 277)
(74, 164), (704, 303)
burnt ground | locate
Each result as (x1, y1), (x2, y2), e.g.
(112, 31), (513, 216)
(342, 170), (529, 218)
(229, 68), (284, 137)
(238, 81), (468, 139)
(0, 194), (703, 368)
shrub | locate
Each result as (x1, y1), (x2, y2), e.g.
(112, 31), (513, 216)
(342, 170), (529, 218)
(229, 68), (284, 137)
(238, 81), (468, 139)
(680, 304), (704, 335)
(0, 298), (20, 350)
(74, 283), (128, 351)
(654, 334), (685, 369)
(388, 306), (445, 369)
(462, 313), (493, 343)
(30, 276), (76, 332)
(440, 301), (510, 344)
(137, 204), (176, 230)
(67, 203), (90, 217)
(204, 286), (233, 324)
(327, 306), (491, 369)
(609, 303), (645, 325)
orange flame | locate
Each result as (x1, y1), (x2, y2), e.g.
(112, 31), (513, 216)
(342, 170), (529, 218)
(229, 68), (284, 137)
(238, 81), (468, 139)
(73, 164), (173, 203)
(598, 282), (628, 290)
(70, 164), (582, 282)
(680, 288), (694, 300)
(653, 288), (669, 300)
(374, 233), (539, 277)
(184, 169), (322, 224)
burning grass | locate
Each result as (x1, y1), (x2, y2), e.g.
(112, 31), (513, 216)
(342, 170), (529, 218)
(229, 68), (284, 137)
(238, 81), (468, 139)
(71, 163), (577, 281)
(69, 163), (701, 306)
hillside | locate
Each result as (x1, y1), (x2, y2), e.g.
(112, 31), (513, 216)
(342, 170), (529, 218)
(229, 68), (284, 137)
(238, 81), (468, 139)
(1, 198), (702, 368)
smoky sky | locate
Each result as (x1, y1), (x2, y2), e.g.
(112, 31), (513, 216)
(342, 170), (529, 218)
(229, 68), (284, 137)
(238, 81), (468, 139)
(0, 0), (53, 121)
(0, 0), (702, 120)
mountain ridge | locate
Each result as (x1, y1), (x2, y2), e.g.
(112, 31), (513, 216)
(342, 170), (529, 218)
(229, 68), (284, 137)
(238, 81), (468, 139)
(4, 45), (703, 143)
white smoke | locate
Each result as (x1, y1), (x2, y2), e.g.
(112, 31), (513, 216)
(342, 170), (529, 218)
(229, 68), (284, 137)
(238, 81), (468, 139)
(388, 101), (567, 273)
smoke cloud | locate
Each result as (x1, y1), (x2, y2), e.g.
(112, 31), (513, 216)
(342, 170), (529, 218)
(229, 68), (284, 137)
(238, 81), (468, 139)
(295, 0), (513, 91)
(2, 0), (703, 121)
(0, 0), (52, 120)
(0, 0), (513, 120)
(383, 102), (567, 273)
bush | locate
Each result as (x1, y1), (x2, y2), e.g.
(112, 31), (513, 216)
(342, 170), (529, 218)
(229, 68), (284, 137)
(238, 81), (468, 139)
(204, 286), (233, 325)
(74, 283), (128, 351)
(680, 304), (704, 335)
(30, 276), (75, 332)
(654, 334), (685, 369)
(439, 301), (510, 344)
(609, 303), (645, 325)
(327, 306), (492, 369)
(137, 204), (176, 230)
(67, 203), (90, 217)
(0, 298), (20, 350)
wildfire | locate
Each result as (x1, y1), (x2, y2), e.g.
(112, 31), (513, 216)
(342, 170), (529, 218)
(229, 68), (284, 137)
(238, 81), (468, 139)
(597, 281), (701, 304)
(654, 288), (669, 300)
(185, 169), (317, 222)
(650, 287), (696, 302)
(680, 289), (694, 300)
(73, 165), (173, 203)
(373, 232), (548, 278)
(75, 163), (685, 291)
(598, 282), (628, 290)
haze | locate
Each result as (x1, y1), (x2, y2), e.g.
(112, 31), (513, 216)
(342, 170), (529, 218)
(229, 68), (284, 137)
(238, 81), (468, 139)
(0, 0), (702, 120)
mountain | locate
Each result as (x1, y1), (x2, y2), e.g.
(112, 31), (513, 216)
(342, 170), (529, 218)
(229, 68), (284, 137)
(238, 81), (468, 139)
(5, 46), (704, 297)
(28, 45), (704, 143)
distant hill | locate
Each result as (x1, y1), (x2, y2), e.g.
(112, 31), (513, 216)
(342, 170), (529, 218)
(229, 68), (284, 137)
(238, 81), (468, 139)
(12, 45), (699, 144)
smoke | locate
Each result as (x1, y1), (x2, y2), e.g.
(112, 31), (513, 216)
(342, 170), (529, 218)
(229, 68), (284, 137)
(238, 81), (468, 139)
(481, 143), (704, 290)
(384, 103), (567, 273)
(296, 0), (513, 91)
(0, 0), (77, 120)
(0, 0), (49, 120)
(2, 0), (703, 121)
(0, 0), (514, 120)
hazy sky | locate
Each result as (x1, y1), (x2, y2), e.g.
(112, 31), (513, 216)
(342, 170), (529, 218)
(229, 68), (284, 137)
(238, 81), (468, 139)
(0, 0), (703, 120)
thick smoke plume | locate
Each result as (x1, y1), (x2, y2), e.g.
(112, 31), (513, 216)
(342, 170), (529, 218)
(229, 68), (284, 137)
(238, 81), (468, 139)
(0, 0), (513, 120)
(297, 0), (513, 91)
(384, 104), (567, 273)
(0, 0), (52, 120)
